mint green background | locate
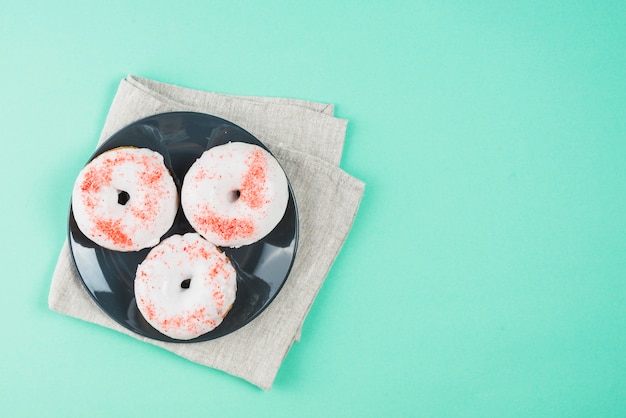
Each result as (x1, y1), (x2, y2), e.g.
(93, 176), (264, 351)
(1, 1), (625, 416)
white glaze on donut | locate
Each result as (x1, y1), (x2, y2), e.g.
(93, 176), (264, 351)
(134, 233), (237, 340)
(72, 147), (178, 252)
(181, 142), (289, 248)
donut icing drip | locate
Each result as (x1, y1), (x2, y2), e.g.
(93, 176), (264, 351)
(72, 147), (178, 252)
(134, 233), (237, 340)
(181, 142), (289, 248)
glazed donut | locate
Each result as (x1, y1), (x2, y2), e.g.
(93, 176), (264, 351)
(72, 147), (178, 252)
(134, 233), (237, 340)
(181, 142), (289, 248)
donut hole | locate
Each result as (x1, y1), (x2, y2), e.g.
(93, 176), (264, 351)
(228, 189), (241, 203)
(180, 277), (192, 289)
(117, 190), (130, 206)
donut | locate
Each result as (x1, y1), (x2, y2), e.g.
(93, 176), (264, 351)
(181, 142), (289, 248)
(134, 233), (237, 340)
(72, 147), (178, 252)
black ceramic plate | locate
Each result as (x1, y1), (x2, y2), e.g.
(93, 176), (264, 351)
(68, 112), (298, 342)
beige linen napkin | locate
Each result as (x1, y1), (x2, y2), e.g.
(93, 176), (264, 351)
(49, 75), (364, 390)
